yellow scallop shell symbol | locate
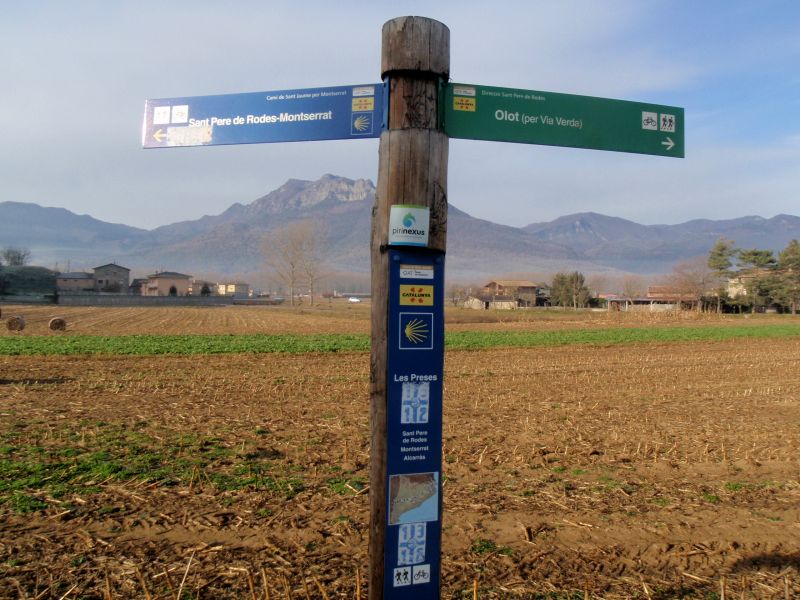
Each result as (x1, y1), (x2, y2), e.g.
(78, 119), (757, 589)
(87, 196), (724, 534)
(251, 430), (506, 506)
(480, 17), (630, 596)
(404, 318), (429, 344)
(353, 115), (370, 131)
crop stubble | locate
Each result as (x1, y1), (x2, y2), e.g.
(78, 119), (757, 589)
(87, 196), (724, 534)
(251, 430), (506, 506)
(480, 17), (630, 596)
(0, 308), (799, 598)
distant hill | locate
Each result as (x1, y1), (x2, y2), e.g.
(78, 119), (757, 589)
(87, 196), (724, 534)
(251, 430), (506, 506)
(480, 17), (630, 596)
(0, 202), (147, 266)
(523, 212), (800, 273)
(3, 175), (800, 280)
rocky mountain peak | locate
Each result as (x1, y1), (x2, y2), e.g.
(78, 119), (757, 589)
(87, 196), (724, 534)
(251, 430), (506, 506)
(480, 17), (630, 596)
(252, 174), (375, 215)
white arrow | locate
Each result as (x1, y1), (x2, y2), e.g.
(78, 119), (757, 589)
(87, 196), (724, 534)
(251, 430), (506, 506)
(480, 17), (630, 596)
(661, 137), (675, 151)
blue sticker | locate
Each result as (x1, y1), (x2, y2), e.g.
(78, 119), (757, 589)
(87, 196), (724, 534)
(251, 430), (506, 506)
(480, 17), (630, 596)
(398, 313), (433, 350)
(398, 523), (426, 566)
(351, 111), (375, 135)
(401, 383), (430, 424)
(384, 248), (444, 600)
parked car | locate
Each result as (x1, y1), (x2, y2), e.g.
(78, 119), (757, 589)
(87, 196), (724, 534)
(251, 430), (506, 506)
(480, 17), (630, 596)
(348, 297), (362, 303)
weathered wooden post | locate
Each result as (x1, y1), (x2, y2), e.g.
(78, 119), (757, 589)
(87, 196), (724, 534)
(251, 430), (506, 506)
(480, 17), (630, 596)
(370, 16), (450, 600)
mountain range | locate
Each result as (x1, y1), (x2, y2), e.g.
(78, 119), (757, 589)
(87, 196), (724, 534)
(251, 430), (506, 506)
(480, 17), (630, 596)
(3, 174), (800, 282)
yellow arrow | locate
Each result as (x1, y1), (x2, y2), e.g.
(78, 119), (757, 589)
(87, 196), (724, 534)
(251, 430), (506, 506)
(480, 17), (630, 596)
(153, 129), (167, 143)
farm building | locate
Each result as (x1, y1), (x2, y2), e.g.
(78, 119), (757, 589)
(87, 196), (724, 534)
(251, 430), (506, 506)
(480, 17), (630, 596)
(482, 279), (538, 295)
(143, 271), (192, 297)
(725, 269), (773, 299)
(464, 294), (517, 310)
(93, 263), (131, 293)
(217, 282), (250, 298)
(56, 263), (132, 294)
(189, 279), (217, 296)
(602, 286), (699, 312)
(481, 280), (550, 307)
(129, 278), (148, 295)
(56, 272), (95, 292)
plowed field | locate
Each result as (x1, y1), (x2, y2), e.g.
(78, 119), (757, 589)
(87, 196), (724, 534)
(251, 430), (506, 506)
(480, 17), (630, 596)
(1, 305), (799, 599)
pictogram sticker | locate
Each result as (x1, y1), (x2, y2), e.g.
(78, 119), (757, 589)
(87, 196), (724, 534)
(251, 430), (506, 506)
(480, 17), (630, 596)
(659, 113), (676, 133)
(412, 564), (431, 585)
(392, 567), (411, 587)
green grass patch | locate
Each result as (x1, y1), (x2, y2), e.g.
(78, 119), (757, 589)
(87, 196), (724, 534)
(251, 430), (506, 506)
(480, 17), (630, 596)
(724, 481), (747, 492)
(1, 322), (799, 356)
(0, 424), (304, 512)
(444, 322), (800, 350)
(0, 333), (369, 356)
(326, 475), (366, 495)
(471, 538), (513, 556)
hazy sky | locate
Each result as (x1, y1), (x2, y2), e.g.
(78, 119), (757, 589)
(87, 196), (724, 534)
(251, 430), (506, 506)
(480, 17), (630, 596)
(2, 1), (799, 230)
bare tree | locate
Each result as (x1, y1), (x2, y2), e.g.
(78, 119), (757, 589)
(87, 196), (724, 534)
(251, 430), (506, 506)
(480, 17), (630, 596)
(621, 275), (647, 299)
(587, 274), (609, 297)
(667, 256), (714, 311)
(447, 284), (467, 307)
(2, 246), (31, 266)
(262, 221), (327, 306)
(301, 223), (328, 305)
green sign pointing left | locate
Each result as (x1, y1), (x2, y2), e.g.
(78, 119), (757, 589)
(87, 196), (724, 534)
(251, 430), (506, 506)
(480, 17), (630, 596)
(443, 83), (684, 158)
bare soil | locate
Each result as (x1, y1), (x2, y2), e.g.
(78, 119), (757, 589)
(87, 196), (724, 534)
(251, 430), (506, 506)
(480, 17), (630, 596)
(1, 306), (799, 598)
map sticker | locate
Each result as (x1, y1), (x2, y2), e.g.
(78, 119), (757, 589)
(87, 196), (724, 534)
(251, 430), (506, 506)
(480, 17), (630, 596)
(388, 472), (439, 525)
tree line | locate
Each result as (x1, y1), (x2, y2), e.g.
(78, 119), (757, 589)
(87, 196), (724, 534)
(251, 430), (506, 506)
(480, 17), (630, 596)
(707, 237), (800, 314)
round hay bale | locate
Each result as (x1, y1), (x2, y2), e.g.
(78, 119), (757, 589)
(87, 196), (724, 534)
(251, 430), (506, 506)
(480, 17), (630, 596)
(6, 316), (26, 331)
(49, 317), (67, 331)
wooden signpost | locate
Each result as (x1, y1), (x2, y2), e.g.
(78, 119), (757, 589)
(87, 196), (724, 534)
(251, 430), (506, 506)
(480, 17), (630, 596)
(142, 16), (683, 600)
(370, 18), (449, 600)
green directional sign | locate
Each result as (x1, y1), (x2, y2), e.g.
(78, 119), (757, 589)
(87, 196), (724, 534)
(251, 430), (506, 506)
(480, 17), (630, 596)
(443, 83), (684, 158)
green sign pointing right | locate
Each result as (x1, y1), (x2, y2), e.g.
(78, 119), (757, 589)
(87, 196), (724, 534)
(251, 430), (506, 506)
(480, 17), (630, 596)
(443, 83), (684, 158)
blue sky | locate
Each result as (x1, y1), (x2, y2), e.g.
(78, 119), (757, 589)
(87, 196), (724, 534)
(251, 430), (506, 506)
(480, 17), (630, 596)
(2, 1), (798, 230)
